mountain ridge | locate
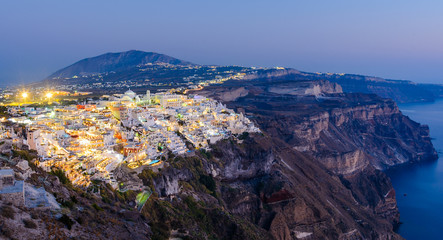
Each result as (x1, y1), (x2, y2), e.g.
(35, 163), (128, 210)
(47, 50), (194, 79)
(37, 50), (443, 103)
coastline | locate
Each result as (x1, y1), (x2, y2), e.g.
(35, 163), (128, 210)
(386, 99), (443, 239)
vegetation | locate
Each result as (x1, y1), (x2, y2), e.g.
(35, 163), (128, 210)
(0, 205), (15, 219)
(141, 194), (266, 240)
(59, 100), (78, 106)
(23, 219), (37, 229)
(138, 169), (158, 195)
(0, 106), (9, 117)
(199, 149), (212, 159)
(92, 203), (103, 211)
(183, 195), (205, 220)
(58, 198), (75, 209)
(12, 149), (37, 161)
(50, 168), (71, 185)
(58, 214), (75, 230)
(199, 174), (216, 194)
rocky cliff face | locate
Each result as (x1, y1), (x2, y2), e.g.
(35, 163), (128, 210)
(243, 68), (443, 103)
(198, 79), (437, 172)
(273, 96), (437, 171)
(187, 78), (437, 239)
(148, 135), (401, 239)
(267, 80), (342, 97)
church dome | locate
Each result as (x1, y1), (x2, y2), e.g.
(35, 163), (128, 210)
(124, 89), (136, 99)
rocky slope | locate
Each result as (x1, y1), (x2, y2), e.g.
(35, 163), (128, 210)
(146, 134), (400, 239)
(0, 159), (151, 239)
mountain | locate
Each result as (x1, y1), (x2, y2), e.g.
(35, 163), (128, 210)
(37, 51), (443, 104)
(34, 50), (253, 93)
(47, 50), (194, 79)
(244, 68), (443, 103)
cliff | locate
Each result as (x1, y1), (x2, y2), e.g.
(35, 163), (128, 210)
(190, 78), (437, 239)
(198, 78), (437, 172)
(145, 134), (401, 239)
(244, 68), (443, 103)
(255, 94), (437, 172)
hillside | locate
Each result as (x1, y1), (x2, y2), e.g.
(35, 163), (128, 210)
(47, 50), (194, 79)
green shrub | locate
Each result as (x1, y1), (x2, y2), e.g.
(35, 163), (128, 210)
(0, 205), (15, 219)
(75, 216), (84, 225)
(23, 219), (37, 229)
(92, 203), (103, 211)
(199, 174), (216, 193)
(199, 149), (212, 159)
(0, 226), (12, 238)
(50, 168), (70, 185)
(59, 199), (74, 209)
(183, 196), (205, 219)
(59, 214), (74, 230)
(151, 221), (170, 240)
(12, 149), (37, 161)
(70, 195), (78, 204)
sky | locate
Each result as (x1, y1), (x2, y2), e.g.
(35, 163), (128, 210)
(1, 0), (443, 86)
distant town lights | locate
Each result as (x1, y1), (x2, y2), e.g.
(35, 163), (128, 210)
(21, 92), (28, 99)
(46, 92), (53, 99)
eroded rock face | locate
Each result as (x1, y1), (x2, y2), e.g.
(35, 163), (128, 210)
(321, 149), (369, 175)
(268, 80), (342, 97)
(211, 136), (401, 239)
(242, 67), (443, 103)
(150, 132), (402, 239)
(279, 97), (437, 172)
(187, 78), (436, 239)
(201, 80), (437, 173)
(217, 87), (249, 102)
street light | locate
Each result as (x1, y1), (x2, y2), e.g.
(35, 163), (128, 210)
(46, 92), (53, 99)
(21, 92), (28, 99)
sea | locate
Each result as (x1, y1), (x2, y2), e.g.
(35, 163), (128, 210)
(386, 99), (443, 240)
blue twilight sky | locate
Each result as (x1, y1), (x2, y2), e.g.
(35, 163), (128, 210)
(1, 0), (443, 86)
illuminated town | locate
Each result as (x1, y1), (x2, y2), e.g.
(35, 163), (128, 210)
(1, 1), (441, 237)
(2, 89), (259, 189)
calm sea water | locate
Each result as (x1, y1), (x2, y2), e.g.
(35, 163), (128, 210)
(386, 99), (443, 240)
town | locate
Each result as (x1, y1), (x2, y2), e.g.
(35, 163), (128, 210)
(1, 89), (259, 193)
